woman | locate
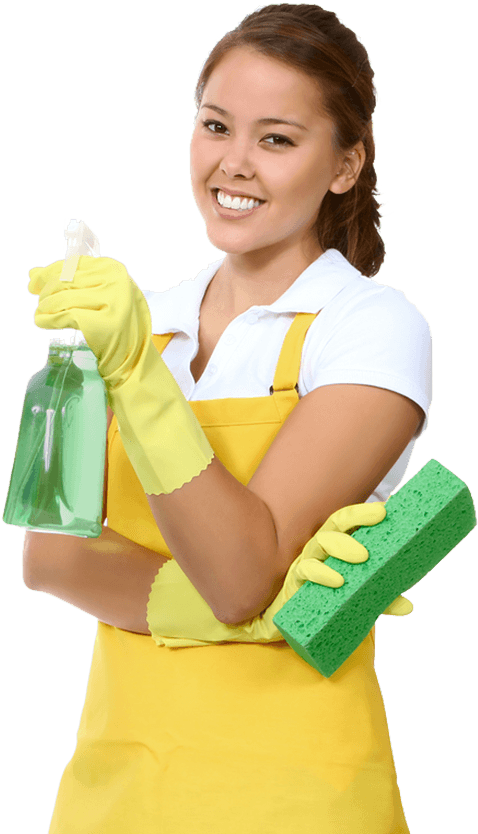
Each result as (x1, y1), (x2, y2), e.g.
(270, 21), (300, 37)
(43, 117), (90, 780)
(25, 4), (431, 832)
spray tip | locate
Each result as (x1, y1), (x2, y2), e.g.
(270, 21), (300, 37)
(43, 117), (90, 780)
(58, 220), (101, 345)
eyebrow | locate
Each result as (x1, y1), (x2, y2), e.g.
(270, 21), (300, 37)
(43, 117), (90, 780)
(200, 103), (309, 132)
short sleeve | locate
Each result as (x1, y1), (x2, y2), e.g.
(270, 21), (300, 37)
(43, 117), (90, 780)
(300, 285), (432, 440)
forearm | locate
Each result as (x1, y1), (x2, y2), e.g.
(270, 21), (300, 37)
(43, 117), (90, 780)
(146, 454), (282, 624)
(23, 525), (168, 634)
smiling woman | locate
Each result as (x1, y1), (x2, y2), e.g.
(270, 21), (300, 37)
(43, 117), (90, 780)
(190, 49), (368, 296)
(190, 9), (381, 282)
(41, 5), (430, 834)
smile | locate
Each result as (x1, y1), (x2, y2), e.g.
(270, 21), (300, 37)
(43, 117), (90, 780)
(211, 189), (266, 219)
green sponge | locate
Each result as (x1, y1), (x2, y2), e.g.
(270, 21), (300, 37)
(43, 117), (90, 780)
(272, 459), (476, 678)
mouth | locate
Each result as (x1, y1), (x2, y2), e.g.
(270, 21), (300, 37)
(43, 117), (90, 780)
(211, 188), (267, 218)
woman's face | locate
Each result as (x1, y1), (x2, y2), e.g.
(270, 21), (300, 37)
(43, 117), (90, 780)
(190, 46), (353, 261)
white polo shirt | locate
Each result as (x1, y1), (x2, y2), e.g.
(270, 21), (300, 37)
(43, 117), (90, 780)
(143, 248), (432, 503)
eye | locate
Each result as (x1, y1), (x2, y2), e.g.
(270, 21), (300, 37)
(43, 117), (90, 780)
(265, 133), (294, 145)
(201, 119), (294, 147)
(201, 119), (225, 135)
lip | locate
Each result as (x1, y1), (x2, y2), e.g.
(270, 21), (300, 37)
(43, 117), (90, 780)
(213, 186), (265, 201)
(211, 189), (266, 219)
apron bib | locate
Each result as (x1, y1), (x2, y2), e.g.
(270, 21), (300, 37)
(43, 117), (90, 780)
(49, 314), (410, 834)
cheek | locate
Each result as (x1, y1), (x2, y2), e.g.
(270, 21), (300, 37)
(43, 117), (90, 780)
(190, 133), (207, 169)
(283, 158), (334, 207)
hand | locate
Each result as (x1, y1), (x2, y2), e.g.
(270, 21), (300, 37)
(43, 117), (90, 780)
(147, 501), (412, 648)
(28, 256), (152, 390)
(299, 502), (413, 617)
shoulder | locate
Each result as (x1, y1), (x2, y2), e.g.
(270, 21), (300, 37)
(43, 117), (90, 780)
(302, 275), (431, 368)
(297, 274), (432, 432)
(311, 274), (430, 339)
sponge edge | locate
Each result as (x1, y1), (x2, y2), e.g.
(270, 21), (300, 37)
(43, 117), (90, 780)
(272, 459), (476, 679)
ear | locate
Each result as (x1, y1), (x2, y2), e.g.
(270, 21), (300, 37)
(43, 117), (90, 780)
(329, 141), (366, 195)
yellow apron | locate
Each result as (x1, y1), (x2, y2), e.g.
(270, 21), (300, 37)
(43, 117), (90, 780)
(49, 314), (410, 834)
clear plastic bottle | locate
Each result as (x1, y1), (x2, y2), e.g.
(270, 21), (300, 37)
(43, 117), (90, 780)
(3, 339), (107, 537)
(3, 219), (107, 538)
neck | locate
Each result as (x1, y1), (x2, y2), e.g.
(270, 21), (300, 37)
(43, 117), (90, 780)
(210, 244), (325, 316)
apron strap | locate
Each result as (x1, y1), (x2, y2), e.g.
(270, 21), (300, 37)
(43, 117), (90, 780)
(270, 312), (320, 395)
(151, 312), (320, 397)
(152, 333), (175, 354)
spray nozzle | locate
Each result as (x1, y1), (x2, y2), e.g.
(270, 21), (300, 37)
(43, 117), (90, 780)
(57, 219), (101, 345)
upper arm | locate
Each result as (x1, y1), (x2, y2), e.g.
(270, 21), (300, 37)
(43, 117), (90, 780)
(102, 405), (115, 524)
(247, 383), (424, 583)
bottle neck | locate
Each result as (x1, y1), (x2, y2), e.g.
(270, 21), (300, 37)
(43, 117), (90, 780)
(47, 342), (99, 371)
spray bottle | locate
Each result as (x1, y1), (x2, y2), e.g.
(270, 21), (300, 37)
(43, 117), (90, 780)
(3, 220), (108, 538)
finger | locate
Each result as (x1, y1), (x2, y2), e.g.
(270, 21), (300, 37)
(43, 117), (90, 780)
(28, 260), (64, 295)
(28, 267), (48, 296)
(28, 257), (101, 299)
(307, 530), (370, 564)
(382, 595), (413, 616)
(295, 558), (345, 588)
(36, 286), (103, 313)
(320, 502), (386, 534)
(34, 286), (102, 331)
(34, 312), (79, 331)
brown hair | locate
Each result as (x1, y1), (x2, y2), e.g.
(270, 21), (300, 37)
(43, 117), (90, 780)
(194, 4), (384, 277)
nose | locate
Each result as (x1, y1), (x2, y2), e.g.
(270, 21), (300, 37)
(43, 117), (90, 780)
(216, 135), (257, 180)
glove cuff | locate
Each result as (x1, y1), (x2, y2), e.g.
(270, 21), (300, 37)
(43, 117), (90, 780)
(146, 558), (237, 647)
(107, 339), (214, 495)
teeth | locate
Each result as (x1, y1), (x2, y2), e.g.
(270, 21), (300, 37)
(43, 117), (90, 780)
(217, 190), (263, 210)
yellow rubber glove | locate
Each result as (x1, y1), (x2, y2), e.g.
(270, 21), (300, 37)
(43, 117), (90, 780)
(146, 502), (413, 648)
(28, 256), (214, 495)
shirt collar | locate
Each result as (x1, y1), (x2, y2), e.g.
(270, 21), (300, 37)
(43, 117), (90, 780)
(143, 248), (363, 338)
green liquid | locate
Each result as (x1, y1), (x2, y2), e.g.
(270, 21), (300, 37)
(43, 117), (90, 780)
(3, 343), (107, 538)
